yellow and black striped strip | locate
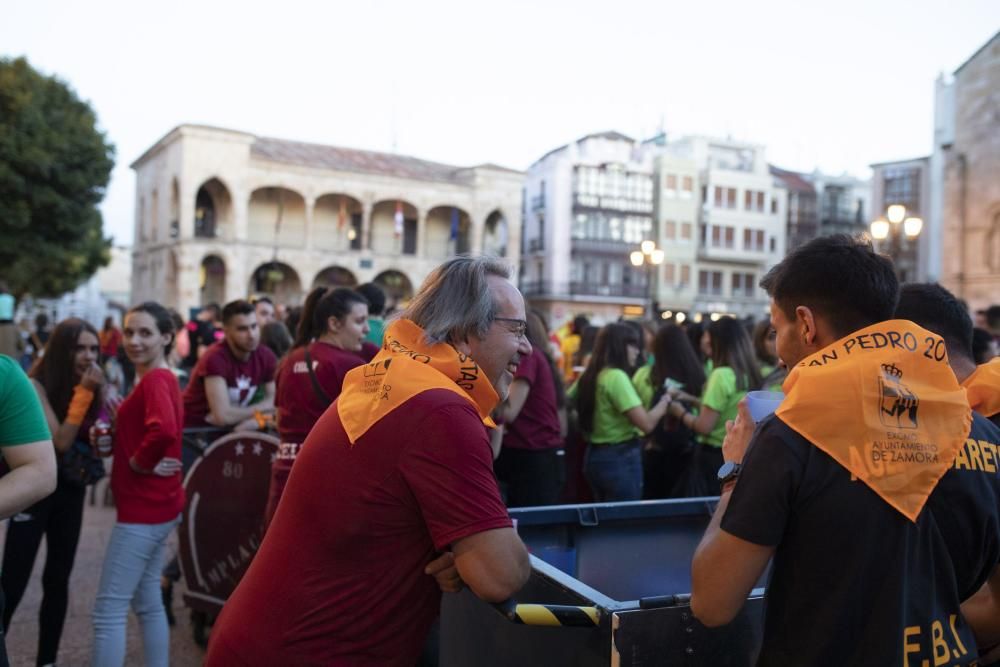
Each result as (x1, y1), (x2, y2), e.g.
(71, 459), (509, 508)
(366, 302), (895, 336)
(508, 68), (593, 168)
(505, 603), (600, 627)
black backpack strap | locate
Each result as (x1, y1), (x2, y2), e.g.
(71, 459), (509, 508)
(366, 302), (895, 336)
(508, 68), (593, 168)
(303, 344), (333, 407)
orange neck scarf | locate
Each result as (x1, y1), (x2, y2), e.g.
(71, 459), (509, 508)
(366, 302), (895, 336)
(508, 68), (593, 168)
(776, 319), (972, 522)
(337, 319), (499, 445)
(961, 357), (1000, 418)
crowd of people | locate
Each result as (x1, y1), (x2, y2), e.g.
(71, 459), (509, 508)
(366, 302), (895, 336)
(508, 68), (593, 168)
(0, 237), (997, 664)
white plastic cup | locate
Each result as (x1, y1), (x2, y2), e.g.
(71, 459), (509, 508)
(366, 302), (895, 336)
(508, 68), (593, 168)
(746, 391), (785, 423)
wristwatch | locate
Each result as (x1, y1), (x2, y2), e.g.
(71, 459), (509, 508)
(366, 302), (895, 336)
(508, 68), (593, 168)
(717, 461), (742, 485)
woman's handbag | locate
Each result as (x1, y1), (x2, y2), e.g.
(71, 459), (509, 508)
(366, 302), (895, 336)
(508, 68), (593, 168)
(59, 440), (106, 487)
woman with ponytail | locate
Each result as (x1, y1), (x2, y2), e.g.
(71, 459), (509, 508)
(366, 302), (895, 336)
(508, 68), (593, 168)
(266, 287), (370, 523)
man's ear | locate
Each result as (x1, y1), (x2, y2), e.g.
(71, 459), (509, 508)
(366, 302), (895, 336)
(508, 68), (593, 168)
(795, 305), (818, 348)
(327, 316), (341, 333)
(452, 336), (473, 356)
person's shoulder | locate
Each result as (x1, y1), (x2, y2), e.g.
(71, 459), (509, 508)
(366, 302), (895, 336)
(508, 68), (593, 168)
(600, 367), (629, 383)
(253, 344), (277, 365)
(0, 354), (20, 376)
(746, 415), (813, 464)
(708, 365), (736, 382)
(144, 367), (181, 389)
(970, 411), (1000, 442)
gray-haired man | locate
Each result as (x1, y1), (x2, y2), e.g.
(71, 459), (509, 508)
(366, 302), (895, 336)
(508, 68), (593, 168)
(206, 257), (532, 666)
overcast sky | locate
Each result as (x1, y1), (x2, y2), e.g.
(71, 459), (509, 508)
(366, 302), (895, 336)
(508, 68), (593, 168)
(3, 0), (997, 246)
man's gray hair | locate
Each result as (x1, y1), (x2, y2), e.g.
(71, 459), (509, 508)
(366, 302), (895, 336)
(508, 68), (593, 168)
(401, 255), (511, 344)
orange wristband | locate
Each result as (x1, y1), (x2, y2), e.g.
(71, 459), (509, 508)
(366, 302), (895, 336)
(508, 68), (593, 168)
(66, 385), (95, 425)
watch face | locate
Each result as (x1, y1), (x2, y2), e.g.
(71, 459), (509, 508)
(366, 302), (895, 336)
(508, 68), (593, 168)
(717, 461), (740, 482)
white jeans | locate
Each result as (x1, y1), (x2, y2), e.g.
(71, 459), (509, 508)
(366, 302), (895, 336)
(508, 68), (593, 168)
(91, 516), (180, 667)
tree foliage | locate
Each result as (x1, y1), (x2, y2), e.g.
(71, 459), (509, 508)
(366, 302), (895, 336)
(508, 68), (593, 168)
(0, 56), (115, 298)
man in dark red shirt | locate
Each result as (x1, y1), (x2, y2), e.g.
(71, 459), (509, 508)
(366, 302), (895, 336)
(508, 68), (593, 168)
(182, 300), (277, 430)
(206, 257), (532, 666)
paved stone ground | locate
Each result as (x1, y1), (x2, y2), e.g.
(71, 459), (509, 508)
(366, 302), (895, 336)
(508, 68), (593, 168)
(0, 481), (207, 666)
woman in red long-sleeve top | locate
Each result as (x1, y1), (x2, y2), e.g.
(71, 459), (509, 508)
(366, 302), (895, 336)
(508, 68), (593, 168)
(92, 302), (183, 667)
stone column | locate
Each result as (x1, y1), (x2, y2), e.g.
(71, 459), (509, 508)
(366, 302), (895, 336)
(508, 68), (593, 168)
(304, 196), (316, 251)
(233, 189), (249, 242)
(417, 211), (430, 259)
(360, 201), (373, 251)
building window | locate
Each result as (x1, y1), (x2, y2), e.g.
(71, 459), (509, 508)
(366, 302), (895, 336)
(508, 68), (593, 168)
(680, 222), (692, 241)
(743, 228), (765, 251)
(664, 263), (675, 283)
(714, 186), (724, 208)
(726, 188), (737, 209)
(664, 220), (676, 240)
(712, 226), (734, 248)
(757, 191), (765, 212)
(771, 197), (778, 214)
(682, 176), (693, 192)
(572, 211), (653, 244)
(666, 174), (677, 190)
(680, 264), (691, 287)
(744, 190), (753, 211)
(698, 270), (723, 296)
(732, 272), (755, 298)
(883, 167), (920, 208)
(770, 236), (776, 253)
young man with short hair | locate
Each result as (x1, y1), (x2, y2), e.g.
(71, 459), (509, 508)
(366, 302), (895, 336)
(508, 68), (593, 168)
(690, 236), (1000, 665)
(182, 300), (276, 430)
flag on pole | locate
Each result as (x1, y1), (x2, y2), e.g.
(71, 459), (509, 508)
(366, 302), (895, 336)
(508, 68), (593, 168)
(338, 198), (347, 231)
(450, 207), (460, 242)
(394, 201), (404, 238)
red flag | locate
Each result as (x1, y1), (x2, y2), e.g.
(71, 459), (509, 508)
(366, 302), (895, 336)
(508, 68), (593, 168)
(338, 198), (347, 231)
(394, 201), (404, 238)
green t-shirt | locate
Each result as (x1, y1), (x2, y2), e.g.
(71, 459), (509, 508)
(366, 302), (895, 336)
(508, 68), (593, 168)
(700, 366), (747, 448)
(0, 355), (50, 446)
(570, 368), (642, 444)
(631, 364), (654, 409)
(365, 318), (386, 347)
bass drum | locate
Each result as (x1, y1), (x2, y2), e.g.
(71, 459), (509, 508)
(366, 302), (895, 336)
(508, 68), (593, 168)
(178, 431), (279, 645)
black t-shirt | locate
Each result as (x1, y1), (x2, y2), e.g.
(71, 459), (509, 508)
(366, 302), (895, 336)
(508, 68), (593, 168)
(721, 414), (1000, 666)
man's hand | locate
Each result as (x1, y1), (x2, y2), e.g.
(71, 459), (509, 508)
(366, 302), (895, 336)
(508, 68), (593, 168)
(722, 398), (754, 464)
(425, 551), (464, 593)
(233, 417), (260, 432)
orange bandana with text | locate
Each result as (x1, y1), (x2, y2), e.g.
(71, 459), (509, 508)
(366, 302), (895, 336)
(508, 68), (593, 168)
(961, 357), (1000, 418)
(337, 319), (499, 445)
(776, 320), (972, 522)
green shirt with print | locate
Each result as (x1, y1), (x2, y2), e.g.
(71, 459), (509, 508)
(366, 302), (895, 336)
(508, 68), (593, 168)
(700, 366), (747, 448)
(0, 355), (51, 446)
(569, 368), (642, 444)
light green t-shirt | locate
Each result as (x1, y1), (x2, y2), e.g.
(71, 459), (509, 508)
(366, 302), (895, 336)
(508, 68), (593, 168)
(570, 368), (642, 444)
(700, 366), (747, 448)
(631, 364), (654, 409)
(0, 355), (50, 446)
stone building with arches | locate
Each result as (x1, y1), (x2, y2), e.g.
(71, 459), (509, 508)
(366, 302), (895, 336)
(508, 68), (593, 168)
(129, 125), (522, 317)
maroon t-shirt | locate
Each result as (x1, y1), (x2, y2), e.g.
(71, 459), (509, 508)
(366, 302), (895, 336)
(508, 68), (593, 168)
(183, 342), (277, 427)
(205, 389), (512, 667)
(267, 343), (364, 520)
(503, 346), (563, 450)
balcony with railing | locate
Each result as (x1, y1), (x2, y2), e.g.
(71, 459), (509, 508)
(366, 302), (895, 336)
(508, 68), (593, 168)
(520, 280), (647, 300)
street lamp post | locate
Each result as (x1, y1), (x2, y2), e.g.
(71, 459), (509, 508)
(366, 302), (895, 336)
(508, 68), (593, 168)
(870, 204), (922, 280)
(630, 240), (664, 318)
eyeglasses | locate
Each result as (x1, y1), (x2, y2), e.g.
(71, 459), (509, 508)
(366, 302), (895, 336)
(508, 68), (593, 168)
(493, 317), (528, 338)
